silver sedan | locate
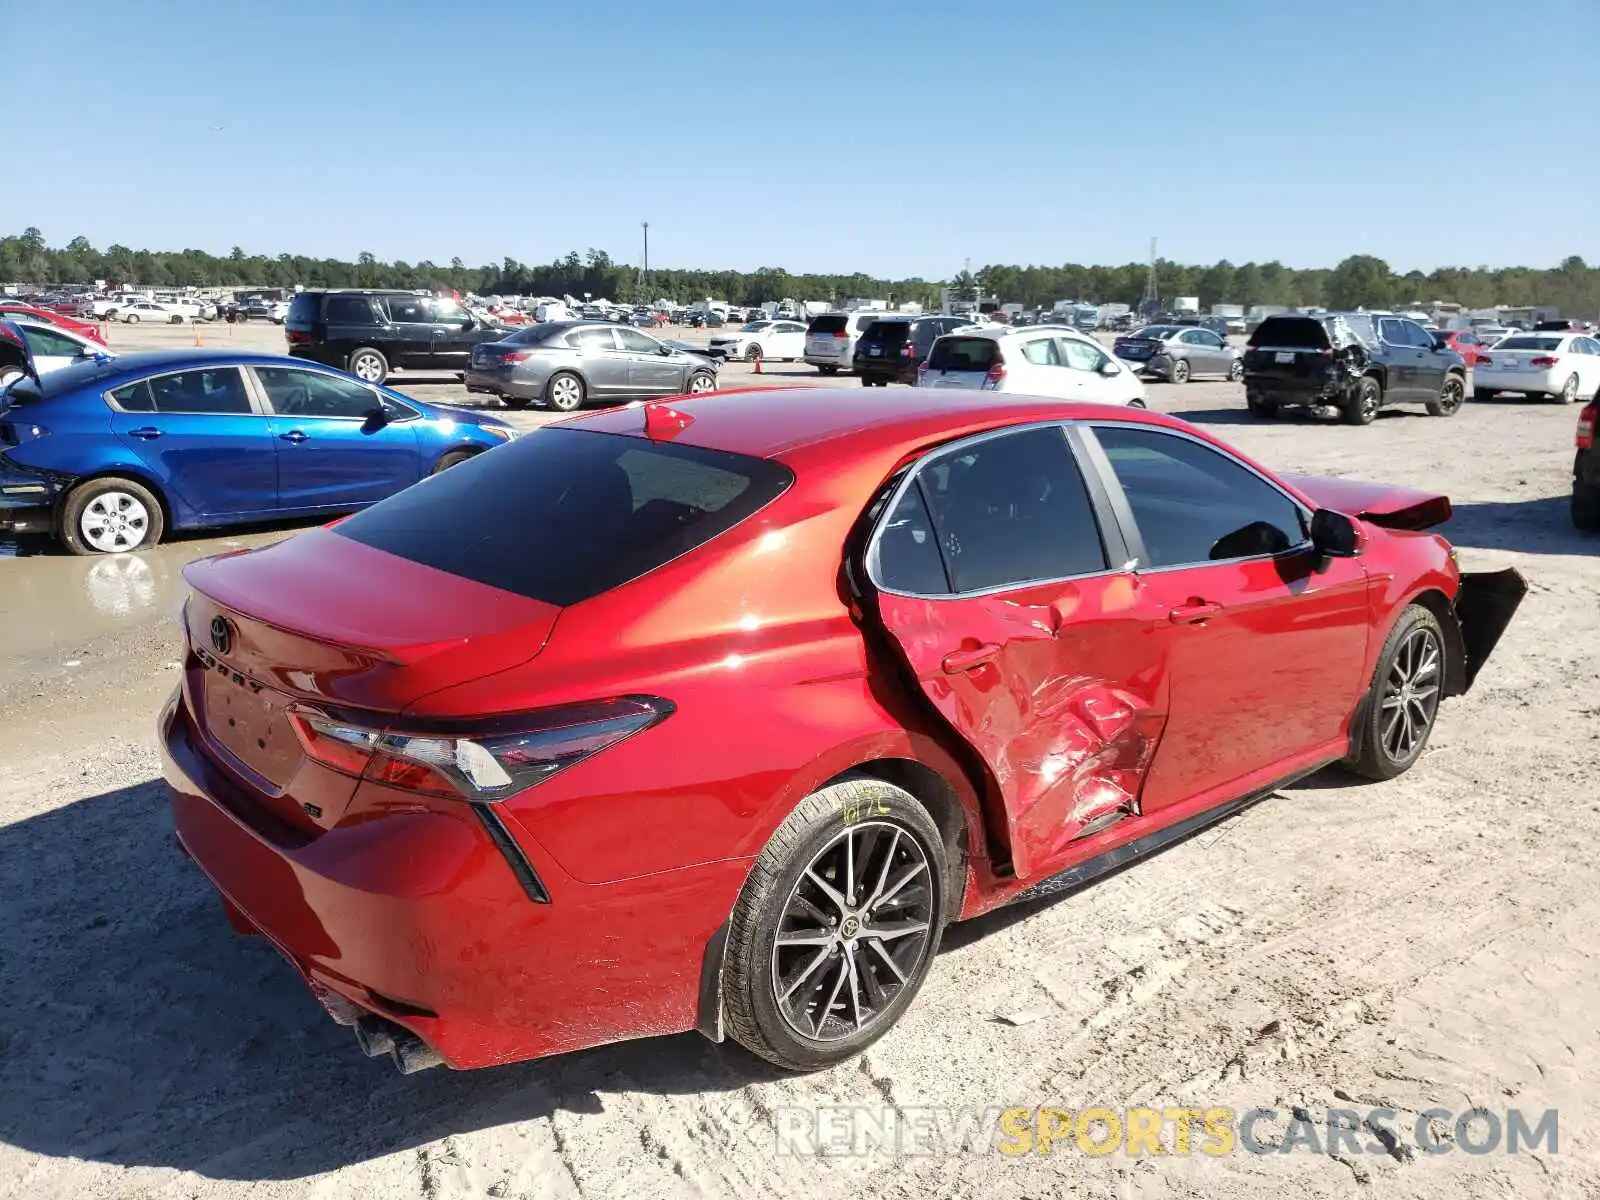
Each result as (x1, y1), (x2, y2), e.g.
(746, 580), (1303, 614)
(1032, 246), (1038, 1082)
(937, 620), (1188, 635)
(465, 321), (719, 411)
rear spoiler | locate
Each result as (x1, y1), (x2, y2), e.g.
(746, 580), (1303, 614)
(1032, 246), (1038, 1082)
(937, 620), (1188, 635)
(1279, 473), (1453, 532)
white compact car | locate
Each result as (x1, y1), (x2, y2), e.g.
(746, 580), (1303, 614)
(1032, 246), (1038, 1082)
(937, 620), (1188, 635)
(917, 327), (1147, 406)
(707, 319), (807, 362)
(1474, 333), (1600, 404)
(5, 317), (114, 378)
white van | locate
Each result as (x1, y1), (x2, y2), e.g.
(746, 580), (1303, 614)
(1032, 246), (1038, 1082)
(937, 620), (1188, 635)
(804, 311), (887, 375)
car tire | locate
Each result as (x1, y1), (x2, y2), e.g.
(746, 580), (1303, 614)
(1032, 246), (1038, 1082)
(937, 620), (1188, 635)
(169, 315), (183, 325)
(1476, 388), (1497, 403)
(1555, 374), (1580, 404)
(818, 365), (838, 376)
(1344, 604), (1446, 781)
(347, 348), (389, 384)
(1343, 375), (1382, 425)
(432, 449), (479, 474)
(0, 365), (24, 390)
(1170, 358), (1190, 384)
(1573, 481), (1600, 532)
(126, 314), (140, 324)
(686, 371), (716, 394)
(721, 777), (947, 1072)
(545, 371), (586, 412)
(1427, 373), (1466, 417)
(1227, 359), (1244, 382)
(60, 476), (165, 556)
(745, 344), (763, 362)
(1246, 392), (1278, 418)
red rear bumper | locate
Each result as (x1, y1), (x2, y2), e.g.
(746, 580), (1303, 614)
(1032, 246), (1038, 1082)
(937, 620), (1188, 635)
(159, 691), (748, 1069)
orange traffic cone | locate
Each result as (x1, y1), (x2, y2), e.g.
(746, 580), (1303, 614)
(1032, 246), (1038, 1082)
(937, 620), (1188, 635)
(753, 350), (763, 375)
(193, 323), (203, 347)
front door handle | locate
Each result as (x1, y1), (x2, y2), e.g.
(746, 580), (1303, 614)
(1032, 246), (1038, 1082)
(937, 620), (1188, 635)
(941, 643), (1002, 674)
(128, 426), (162, 440)
(278, 430), (308, 444)
(1169, 601), (1222, 624)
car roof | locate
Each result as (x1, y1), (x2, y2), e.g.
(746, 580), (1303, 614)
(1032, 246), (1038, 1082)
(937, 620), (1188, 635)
(564, 385), (1191, 463)
(29, 349), (387, 398)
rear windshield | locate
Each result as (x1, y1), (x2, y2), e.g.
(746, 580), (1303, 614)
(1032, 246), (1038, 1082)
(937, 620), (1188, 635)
(1129, 326), (1178, 339)
(1493, 336), (1562, 351)
(1248, 316), (1329, 349)
(807, 314), (848, 335)
(286, 294), (320, 325)
(861, 320), (911, 344)
(927, 337), (1000, 372)
(333, 428), (794, 607)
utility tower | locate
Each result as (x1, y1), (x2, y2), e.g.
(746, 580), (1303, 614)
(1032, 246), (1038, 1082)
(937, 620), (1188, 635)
(635, 221), (650, 304)
(1142, 237), (1159, 313)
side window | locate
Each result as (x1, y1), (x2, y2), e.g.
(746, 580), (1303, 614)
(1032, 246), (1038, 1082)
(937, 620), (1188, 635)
(21, 326), (82, 356)
(1019, 338), (1061, 366)
(109, 380), (154, 411)
(1378, 318), (1405, 345)
(914, 426), (1107, 593)
(1459, 333), (1479, 346)
(255, 367), (377, 419)
(1402, 321), (1434, 348)
(1059, 338), (1107, 373)
(568, 327), (618, 352)
(1179, 330), (1204, 344)
(1199, 331), (1224, 348)
(148, 368), (254, 415)
(324, 295), (375, 324)
(872, 482), (950, 595)
(615, 327), (662, 354)
(1092, 425), (1307, 568)
(384, 296), (431, 323)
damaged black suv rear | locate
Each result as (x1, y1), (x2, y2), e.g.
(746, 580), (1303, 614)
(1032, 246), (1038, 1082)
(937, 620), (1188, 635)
(1242, 313), (1468, 425)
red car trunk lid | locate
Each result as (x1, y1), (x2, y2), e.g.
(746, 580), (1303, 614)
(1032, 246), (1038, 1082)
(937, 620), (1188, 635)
(181, 528), (562, 830)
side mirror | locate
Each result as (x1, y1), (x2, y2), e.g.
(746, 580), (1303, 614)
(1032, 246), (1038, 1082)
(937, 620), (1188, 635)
(362, 404), (390, 430)
(460, 317), (475, 329)
(658, 345), (674, 355)
(1099, 360), (1121, 376)
(1310, 508), (1362, 557)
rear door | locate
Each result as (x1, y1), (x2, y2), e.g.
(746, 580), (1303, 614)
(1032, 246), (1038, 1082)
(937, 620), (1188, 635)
(571, 325), (630, 398)
(614, 325), (682, 396)
(1379, 317), (1425, 402)
(1084, 422), (1371, 809)
(920, 335), (1000, 390)
(107, 366), (278, 518)
(378, 294), (440, 369)
(1189, 329), (1229, 375)
(252, 365), (421, 510)
(867, 424), (1172, 879)
(1405, 319), (1449, 398)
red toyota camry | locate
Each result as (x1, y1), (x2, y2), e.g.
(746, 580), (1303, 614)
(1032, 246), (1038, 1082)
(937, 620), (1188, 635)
(160, 387), (1524, 1074)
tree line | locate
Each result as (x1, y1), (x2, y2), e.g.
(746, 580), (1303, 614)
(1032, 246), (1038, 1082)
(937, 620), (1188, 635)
(3, 228), (1596, 317)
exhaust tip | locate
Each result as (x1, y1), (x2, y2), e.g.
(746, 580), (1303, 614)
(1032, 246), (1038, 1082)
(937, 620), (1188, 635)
(352, 1013), (444, 1073)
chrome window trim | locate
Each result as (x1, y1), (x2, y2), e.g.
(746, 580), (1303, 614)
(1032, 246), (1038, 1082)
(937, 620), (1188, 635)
(863, 419), (1116, 601)
(1082, 421), (1315, 572)
(100, 363), (265, 416)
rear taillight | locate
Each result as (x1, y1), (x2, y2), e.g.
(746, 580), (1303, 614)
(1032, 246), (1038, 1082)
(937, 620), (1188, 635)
(500, 350), (532, 364)
(1531, 356), (1560, 368)
(1478, 355), (1492, 366)
(287, 696), (674, 802)
(285, 329), (311, 344)
(833, 330), (848, 339)
(1577, 403), (1597, 450)
(985, 360), (1007, 385)
(899, 343), (914, 357)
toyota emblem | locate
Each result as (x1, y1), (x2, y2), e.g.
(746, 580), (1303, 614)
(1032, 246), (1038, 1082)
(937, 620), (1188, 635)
(209, 615), (233, 656)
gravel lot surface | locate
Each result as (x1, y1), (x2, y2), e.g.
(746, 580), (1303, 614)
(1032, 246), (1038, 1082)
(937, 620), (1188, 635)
(1, 318), (1595, 1199)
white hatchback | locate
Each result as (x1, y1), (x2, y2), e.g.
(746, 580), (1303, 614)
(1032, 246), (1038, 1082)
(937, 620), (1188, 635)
(917, 327), (1147, 406)
(1475, 333), (1600, 404)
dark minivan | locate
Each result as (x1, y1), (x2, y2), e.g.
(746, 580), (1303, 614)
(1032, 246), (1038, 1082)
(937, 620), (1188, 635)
(285, 290), (507, 385)
(853, 315), (973, 386)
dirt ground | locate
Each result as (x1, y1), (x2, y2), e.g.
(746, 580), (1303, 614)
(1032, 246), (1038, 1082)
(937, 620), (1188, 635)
(1, 318), (1596, 1199)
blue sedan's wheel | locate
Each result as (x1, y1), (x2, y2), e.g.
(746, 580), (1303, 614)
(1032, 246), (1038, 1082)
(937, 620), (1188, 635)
(61, 477), (164, 556)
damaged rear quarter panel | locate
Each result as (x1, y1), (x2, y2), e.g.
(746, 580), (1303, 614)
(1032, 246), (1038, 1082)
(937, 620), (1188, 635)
(874, 572), (1170, 879)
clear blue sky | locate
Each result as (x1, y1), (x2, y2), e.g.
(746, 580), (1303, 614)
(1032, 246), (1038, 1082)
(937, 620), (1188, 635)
(10, 0), (1596, 278)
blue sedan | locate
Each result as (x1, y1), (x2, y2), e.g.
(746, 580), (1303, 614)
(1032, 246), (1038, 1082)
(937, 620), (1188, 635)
(0, 334), (516, 555)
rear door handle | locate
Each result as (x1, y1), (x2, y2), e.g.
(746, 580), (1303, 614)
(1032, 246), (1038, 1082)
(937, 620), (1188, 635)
(1169, 602), (1222, 624)
(278, 430), (308, 444)
(941, 644), (1002, 673)
(128, 426), (162, 440)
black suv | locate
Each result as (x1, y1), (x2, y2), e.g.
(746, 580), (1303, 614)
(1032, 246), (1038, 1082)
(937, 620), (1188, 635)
(1241, 312), (1467, 425)
(1574, 395), (1599, 531)
(285, 290), (506, 384)
(853, 315), (975, 386)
